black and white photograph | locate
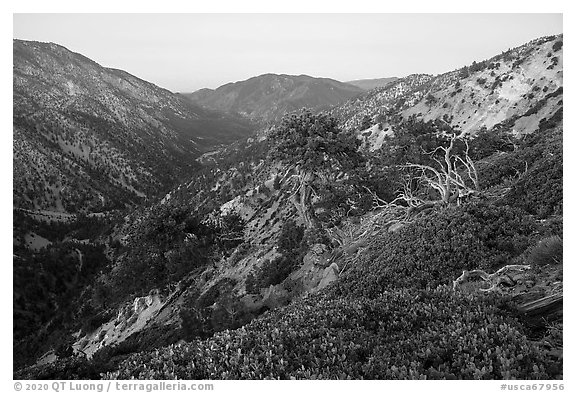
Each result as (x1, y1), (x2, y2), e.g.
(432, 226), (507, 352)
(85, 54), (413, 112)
(9, 8), (565, 387)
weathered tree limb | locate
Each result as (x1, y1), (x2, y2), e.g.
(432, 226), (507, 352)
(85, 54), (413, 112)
(518, 293), (563, 316)
(403, 134), (479, 208)
(453, 264), (532, 292)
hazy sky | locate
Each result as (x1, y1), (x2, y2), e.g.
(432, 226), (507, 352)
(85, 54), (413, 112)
(13, 13), (562, 93)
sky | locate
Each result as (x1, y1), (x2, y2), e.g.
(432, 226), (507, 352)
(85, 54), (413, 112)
(13, 14), (562, 93)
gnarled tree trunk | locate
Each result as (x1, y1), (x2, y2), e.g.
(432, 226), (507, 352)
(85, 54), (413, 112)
(290, 169), (318, 229)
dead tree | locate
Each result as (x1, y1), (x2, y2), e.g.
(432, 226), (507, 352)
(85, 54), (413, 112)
(452, 264), (532, 292)
(518, 293), (563, 322)
(402, 134), (479, 207)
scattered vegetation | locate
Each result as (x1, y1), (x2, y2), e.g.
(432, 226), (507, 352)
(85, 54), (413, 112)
(14, 34), (563, 380)
(246, 220), (306, 294)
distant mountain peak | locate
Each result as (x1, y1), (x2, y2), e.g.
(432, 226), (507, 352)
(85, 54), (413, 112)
(13, 39), (256, 213)
(346, 77), (399, 91)
(182, 73), (364, 123)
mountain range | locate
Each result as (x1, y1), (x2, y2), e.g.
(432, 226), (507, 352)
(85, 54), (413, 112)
(345, 77), (398, 90)
(13, 34), (563, 380)
(181, 73), (364, 123)
(13, 40), (256, 213)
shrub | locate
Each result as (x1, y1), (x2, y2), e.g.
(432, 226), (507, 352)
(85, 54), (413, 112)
(105, 287), (561, 380)
(504, 153), (562, 219)
(539, 216), (563, 238)
(81, 312), (110, 335)
(330, 203), (539, 298)
(302, 227), (330, 247)
(425, 94), (437, 106)
(477, 125), (561, 191)
(272, 175), (281, 190)
(228, 242), (252, 265)
(525, 236), (562, 267)
(245, 220), (307, 293)
(476, 154), (528, 189)
(277, 220), (305, 254)
(469, 60), (487, 73)
(245, 258), (286, 293)
(552, 41), (563, 52)
(469, 128), (515, 161)
(360, 115), (374, 130)
(14, 357), (102, 380)
(107, 204), (220, 304)
(245, 272), (259, 295)
(180, 307), (210, 340)
(547, 57), (559, 69)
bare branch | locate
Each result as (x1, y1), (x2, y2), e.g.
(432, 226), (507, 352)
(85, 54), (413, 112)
(362, 185), (399, 210)
(401, 134), (479, 207)
(453, 264), (531, 292)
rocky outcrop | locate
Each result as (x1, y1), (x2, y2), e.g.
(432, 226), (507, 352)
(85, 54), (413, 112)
(74, 292), (165, 357)
(317, 262), (340, 291)
(261, 285), (290, 309)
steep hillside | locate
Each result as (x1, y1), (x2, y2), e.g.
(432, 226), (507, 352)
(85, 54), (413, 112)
(346, 77), (398, 90)
(16, 107), (563, 380)
(332, 35), (563, 150)
(13, 40), (256, 213)
(403, 35), (563, 135)
(182, 73), (363, 123)
(14, 35), (563, 380)
(331, 74), (434, 131)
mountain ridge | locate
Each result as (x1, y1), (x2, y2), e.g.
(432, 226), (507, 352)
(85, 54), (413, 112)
(13, 34), (563, 380)
(13, 39), (256, 213)
(182, 73), (364, 123)
(345, 77), (399, 90)
(330, 34), (562, 150)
